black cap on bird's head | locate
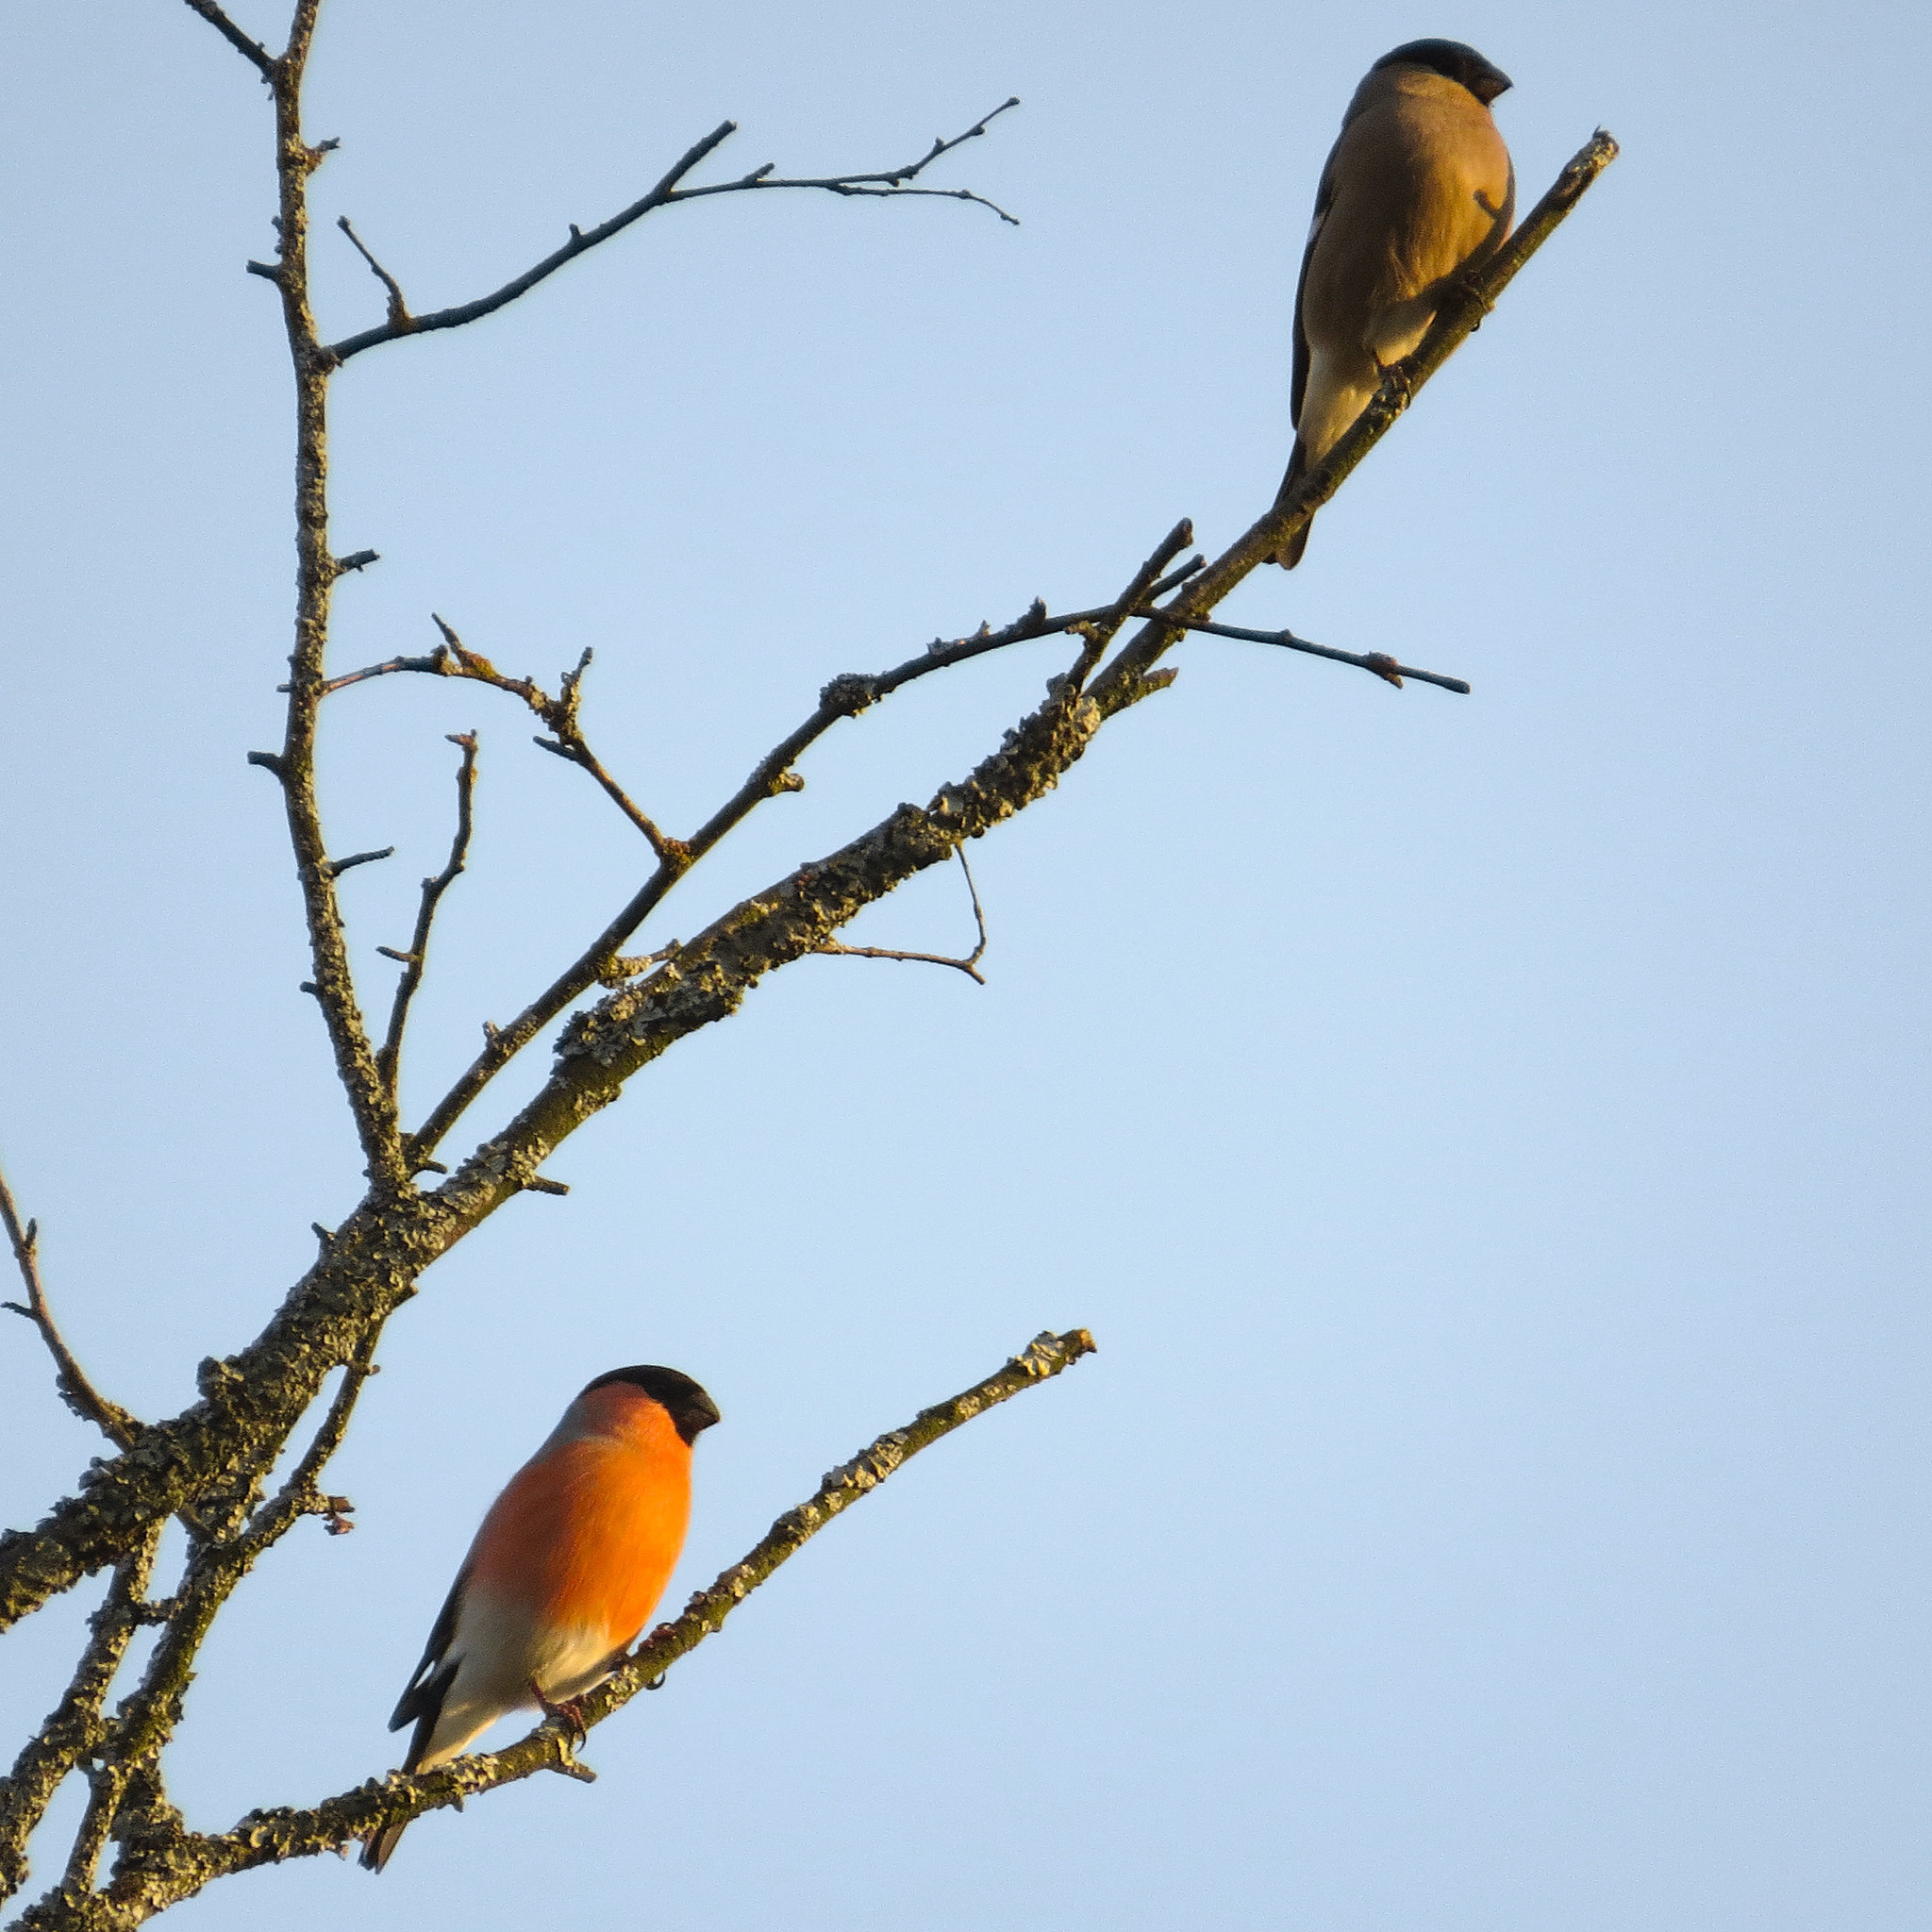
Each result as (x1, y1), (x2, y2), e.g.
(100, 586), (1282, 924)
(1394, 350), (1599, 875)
(582, 1364), (723, 1444)
(1373, 38), (1512, 105)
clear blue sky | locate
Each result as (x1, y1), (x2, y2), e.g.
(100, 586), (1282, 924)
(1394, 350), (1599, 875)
(4, 2), (1928, 1927)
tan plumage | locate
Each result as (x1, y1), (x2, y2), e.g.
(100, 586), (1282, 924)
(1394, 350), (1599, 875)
(1274, 40), (1515, 568)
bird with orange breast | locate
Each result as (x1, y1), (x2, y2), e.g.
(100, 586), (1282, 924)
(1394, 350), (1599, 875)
(361, 1364), (721, 1872)
(1273, 39), (1516, 568)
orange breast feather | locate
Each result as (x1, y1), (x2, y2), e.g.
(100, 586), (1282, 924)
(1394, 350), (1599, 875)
(469, 1395), (692, 1649)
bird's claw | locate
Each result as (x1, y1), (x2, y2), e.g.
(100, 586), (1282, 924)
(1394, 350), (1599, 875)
(1374, 358), (1413, 405)
(631, 1620), (677, 1688)
(529, 1678), (589, 1751)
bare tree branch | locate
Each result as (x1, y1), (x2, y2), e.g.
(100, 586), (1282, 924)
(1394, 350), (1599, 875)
(0, 1527), (163, 1904)
(0, 662), (1129, 1635)
(12, 1333), (1092, 1925)
(395, 139), (1618, 1179)
(242, 2), (408, 1193)
(419, 620), (684, 863)
(323, 101), (1021, 365)
(8, 1345), (382, 1917)
(1, 1166), (142, 1452)
(8, 18), (1624, 1926)
(239, 1339), (380, 1550)
(376, 734), (479, 1098)
(817, 839), (990, 982)
(404, 518), (1199, 1162)
(312, 649), (444, 693)
(323, 846), (395, 878)
(319, 552), (1206, 708)
(1126, 609), (1471, 693)
(334, 216), (410, 328)
(177, 0), (274, 76)
(6, 5), (1625, 1917)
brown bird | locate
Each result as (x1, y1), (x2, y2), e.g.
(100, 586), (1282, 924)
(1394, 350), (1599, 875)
(360, 1365), (721, 1872)
(1273, 39), (1515, 568)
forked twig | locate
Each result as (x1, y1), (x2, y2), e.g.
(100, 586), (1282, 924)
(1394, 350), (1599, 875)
(664, 96), (1022, 224)
(432, 619), (686, 863)
(324, 101), (1022, 364)
(323, 622), (682, 867)
(403, 520), (1201, 1158)
(241, 1338), (380, 1549)
(817, 844), (991, 983)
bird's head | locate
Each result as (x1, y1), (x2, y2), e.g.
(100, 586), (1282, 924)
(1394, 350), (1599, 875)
(579, 1365), (723, 1445)
(1373, 39), (1512, 106)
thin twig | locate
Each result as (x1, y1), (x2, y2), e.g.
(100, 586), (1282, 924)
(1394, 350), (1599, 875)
(1126, 609), (1471, 694)
(325, 846), (396, 878)
(240, 1339), (380, 1551)
(817, 843), (990, 982)
(320, 549), (1199, 715)
(178, 0), (275, 76)
(308, 649), (447, 695)
(0, 1163), (142, 1451)
(324, 101), (1020, 364)
(704, 178), (1015, 222)
(377, 735), (478, 1098)
(336, 216), (410, 328)
(670, 95), (1020, 217)
(665, 96), (1020, 226)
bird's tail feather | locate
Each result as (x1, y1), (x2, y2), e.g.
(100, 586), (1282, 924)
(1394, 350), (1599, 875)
(360, 1819), (408, 1874)
(363, 1664), (455, 1872)
(1272, 440), (1312, 569)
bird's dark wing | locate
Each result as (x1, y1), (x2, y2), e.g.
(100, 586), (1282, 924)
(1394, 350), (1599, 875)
(1291, 152), (1338, 431)
(387, 1562), (469, 1766)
